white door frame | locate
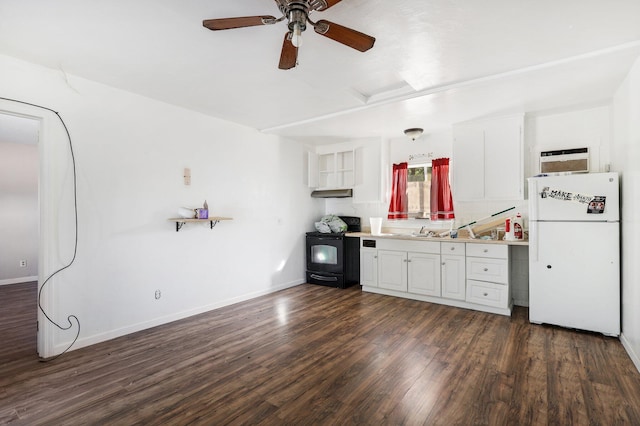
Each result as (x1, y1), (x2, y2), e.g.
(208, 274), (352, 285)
(0, 99), (69, 359)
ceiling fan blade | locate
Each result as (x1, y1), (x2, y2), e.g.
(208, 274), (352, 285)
(310, 0), (343, 11)
(278, 32), (298, 70)
(203, 16), (276, 31)
(313, 20), (375, 52)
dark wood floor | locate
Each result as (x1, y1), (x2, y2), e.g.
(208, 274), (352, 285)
(2, 281), (640, 425)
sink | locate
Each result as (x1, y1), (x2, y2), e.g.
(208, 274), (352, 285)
(410, 232), (438, 238)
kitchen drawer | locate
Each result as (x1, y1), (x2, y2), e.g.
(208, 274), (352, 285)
(466, 279), (509, 308)
(466, 257), (508, 284)
(465, 243), (508, 259)
(375, 238), (440, 254)
(441, 242), (465, 256)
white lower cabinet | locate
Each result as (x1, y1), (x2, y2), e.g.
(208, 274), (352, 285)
(378, 250), (409, 292)
(441, 256), (466, 300)
(408, 252), (441, 297)
(464, 243), (510, 310)
(466, 280), (509, 308)
(360, 238), (512, 316)
(360, 248), (378, 287)
(376, 250), (441, 295)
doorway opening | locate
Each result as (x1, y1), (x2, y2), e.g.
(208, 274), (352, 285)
(0, 112), (40, 358)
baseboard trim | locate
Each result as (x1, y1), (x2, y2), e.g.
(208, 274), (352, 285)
(621, 333), (640, 374)
(53, 279), (305, 354)
(0, 276), (38, 286)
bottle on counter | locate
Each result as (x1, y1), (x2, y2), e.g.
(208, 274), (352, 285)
(513, 213), (523, 240)
(504, 217), (514, 240)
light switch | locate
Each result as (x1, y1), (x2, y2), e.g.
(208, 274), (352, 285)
(184, 168), (191, 186)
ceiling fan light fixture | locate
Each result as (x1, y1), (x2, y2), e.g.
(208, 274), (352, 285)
(404, 128), (424, 141)
(292, 22), (303, 47)
(203, 0), (376, 69)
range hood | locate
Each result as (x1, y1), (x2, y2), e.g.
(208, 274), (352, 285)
(310, 189), (353, 198)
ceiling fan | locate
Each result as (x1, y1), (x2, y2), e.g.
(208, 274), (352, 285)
(203, 0), (376, 70)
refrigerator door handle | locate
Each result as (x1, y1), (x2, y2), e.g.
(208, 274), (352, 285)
(530, 221), (538, 262)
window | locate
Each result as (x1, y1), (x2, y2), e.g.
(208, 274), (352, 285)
(388, 159), (454, 221)
(407, 163), (432, 219)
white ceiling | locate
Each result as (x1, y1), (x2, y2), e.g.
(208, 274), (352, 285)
(1, 0), (640, 144)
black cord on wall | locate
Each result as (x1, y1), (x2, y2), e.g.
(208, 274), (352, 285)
(1, 96), (80, 361)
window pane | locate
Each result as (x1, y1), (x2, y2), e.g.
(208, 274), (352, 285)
(407, 165), (431, 216)
(408, 167), (425, 182)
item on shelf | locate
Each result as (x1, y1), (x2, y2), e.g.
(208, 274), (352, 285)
(197, 200), (209, 219)
(178, 207), (196, 219)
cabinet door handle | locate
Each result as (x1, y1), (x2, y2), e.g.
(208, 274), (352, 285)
(442, 262), (446, 266)
(483, 292), (489, 297)
(483, 249), (489, 253)
(450, 247), (455, 251)
(483, 268), (489, 272)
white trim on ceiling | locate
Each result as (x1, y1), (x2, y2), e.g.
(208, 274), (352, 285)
(260, 40), (640, 134)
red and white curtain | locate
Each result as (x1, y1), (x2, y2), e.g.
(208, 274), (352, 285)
(388, 162), (408, 219)
(430, 158), (455, 221)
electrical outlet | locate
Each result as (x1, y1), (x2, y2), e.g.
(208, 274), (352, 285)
(19, 260), (27, 268)
(155, 289), (162, 300)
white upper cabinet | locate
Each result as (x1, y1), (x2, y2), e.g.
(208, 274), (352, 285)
(353, 142), (382, 203)
(307, 139), (382, 202)
(308, 149), (355, 189)
(451, 120), (485, 201)
(452, 114), (524, 201)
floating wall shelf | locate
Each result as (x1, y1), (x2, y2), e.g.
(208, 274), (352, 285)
(168, 217), (233, 232)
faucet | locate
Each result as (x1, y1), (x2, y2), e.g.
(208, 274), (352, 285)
(420, 226), (428, 234)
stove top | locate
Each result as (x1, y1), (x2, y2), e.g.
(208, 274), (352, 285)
(307, 216), (361, 238)
(306, 231), (347, 237)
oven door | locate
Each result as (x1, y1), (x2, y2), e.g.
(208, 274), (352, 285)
(306, 235), (344, 275)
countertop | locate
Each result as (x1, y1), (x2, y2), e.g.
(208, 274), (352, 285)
(345, 232), (529, 246)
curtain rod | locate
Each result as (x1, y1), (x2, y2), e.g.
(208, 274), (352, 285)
(409, 153), (433, 161)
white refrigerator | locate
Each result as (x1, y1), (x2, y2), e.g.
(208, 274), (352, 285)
(528, 172), (620, 336)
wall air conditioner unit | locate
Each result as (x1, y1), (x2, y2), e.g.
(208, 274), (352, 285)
(539, 147), (589, 174)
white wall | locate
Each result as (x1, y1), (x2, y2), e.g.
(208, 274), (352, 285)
(611, 55), (640, 372)
(0, 53), (323, 356)
(0, 140), (38, 283)
(526, 105), (612, 176)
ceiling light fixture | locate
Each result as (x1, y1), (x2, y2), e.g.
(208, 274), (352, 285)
(291, 22), (303, 47)
(404, 128), (424, 141)
(202, 0), (376, 70)
(289, 8), (306, 48)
